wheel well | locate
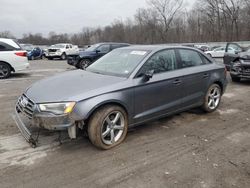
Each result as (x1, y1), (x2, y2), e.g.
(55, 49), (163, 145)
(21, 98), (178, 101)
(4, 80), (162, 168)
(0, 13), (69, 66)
(214, 81), (223, 92)
(0, 61), (15, 72)
(85, 102), (128, 125)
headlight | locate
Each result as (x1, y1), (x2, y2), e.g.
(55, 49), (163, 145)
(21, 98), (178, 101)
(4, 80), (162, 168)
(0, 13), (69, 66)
(39, 102), (76, 115)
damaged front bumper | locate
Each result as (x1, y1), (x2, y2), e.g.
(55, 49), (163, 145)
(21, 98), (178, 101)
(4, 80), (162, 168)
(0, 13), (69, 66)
(12, 110), (37, 147)
(12, 95), (77, 147)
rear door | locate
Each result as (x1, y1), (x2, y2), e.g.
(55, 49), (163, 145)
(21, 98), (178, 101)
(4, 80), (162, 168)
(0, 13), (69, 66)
(176, 49), (212, 108)
(133, 49), (183, 123)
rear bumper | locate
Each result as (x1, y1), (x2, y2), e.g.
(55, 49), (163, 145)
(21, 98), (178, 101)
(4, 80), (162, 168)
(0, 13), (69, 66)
(13, 62), (29, 72)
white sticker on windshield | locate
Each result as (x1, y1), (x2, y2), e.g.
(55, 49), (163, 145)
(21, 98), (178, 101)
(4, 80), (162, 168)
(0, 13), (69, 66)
(130, 51), (147, 55)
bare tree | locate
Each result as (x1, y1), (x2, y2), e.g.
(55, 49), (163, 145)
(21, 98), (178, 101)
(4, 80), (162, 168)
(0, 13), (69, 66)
(0, 31), (15, 38)
(147, 0), (183, 42)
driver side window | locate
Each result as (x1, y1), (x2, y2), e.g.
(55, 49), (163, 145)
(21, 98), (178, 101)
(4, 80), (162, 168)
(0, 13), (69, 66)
(139, 49), (177, 75)
(97, 45), (110, 53)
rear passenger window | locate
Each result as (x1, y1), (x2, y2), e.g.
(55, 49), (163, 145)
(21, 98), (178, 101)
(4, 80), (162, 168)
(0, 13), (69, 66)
(111, 44), (122, 50)
(0, 42), (16, 51)
(97, 45), (110, 53)
(140, 49), (177, 75)
(178, 49), (205, 68)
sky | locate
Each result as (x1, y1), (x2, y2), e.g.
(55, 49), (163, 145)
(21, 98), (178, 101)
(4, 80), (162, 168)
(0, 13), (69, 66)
(0, 0), (195, 38)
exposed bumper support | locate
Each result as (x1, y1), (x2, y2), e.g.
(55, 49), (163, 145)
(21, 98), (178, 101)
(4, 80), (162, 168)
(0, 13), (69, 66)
(12, 110), (37, 148)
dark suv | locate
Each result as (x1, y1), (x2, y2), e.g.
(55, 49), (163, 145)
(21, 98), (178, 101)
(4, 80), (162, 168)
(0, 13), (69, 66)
(67, 42), (130, 69)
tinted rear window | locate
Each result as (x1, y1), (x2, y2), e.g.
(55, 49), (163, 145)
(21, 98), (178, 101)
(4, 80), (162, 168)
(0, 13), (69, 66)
(0, 41), (21, 51)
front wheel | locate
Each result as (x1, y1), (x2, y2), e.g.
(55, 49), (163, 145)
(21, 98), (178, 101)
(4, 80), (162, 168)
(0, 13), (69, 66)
(79, 59), (91, 70)
(202, 84), (222, 112)
(0, 62), (11, 79)
(88, 105), (128, 150)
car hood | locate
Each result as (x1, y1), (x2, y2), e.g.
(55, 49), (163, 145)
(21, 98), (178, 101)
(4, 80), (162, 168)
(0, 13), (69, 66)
(25, 70), (127, 103)
(239, 52), (250, 59)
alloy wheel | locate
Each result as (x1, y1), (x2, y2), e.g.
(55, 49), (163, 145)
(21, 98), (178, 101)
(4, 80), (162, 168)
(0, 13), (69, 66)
(101, 111), (125, 145)
(0, 64), (10, 79)
(207, 86), (221, 110)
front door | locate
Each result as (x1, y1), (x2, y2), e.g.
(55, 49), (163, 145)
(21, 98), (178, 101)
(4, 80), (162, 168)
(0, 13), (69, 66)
(133, 49), (183, 123)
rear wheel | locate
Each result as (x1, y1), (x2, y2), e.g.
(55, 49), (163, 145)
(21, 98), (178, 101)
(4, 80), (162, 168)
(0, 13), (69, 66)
(88, 105), (128, 150)
(0, 62), (11, 79)
(202, 84), (222, 112)
(41, 54), (46, 59)
(61, 53), (67, 60)
(79, 59), (91, 70)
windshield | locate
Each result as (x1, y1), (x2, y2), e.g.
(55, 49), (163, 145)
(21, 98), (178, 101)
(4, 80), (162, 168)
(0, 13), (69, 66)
(85, 44), (100, 52)
(51, 44), (65, 48)
(86, 49), (150, 77)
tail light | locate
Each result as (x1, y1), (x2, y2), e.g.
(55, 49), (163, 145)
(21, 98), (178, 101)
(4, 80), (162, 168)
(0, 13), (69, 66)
(15, 52), (27, 57)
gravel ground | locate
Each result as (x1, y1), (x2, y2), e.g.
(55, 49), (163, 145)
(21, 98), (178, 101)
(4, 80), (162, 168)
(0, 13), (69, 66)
(0, 59), (249, 188)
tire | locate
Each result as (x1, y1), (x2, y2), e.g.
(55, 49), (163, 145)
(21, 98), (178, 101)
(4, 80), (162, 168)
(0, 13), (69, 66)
(207, 53), (212, 57)
(79, 59), (91, 70)
(88, 105), (128, 150)
(41, 55), (46, 59)
(61, 53), (67, 60)
(231, 75), (241, 82)
(202, 84), (222, 113)
(0, 62), (11, 79)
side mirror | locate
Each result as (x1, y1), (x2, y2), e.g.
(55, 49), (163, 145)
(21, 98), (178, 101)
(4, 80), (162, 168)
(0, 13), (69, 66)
(143, 70), (154, 82)
(96, 49), (100, 53)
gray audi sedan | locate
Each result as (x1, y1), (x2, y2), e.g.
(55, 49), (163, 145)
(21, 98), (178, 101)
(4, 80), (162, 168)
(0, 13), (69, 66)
(13, 46), (227, 149)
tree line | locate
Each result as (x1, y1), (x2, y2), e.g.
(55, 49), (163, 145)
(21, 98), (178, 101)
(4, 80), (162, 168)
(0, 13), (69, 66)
(1, 0), (250, 46)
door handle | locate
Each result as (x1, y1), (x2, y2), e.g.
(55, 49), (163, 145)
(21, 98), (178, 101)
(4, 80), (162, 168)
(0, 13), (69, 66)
(203, 73), (209, 78)
(173, 79), (182, 85)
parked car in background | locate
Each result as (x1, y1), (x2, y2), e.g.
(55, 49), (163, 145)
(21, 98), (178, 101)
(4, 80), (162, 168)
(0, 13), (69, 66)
(0, 38), (29, 79)
(224, 42), (250, 82)
(205, 46), (235, 58)
(47, 43), (79, 60)
(13, 46), (227, 149)
(195, 45), (210, 52)
(27, 47), (45, 60)
(67, 42), (130, 69)
(20, 44), (46, 60)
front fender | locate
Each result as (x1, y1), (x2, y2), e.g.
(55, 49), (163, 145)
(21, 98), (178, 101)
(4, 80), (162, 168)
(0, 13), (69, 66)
(71, 90), (134, 124)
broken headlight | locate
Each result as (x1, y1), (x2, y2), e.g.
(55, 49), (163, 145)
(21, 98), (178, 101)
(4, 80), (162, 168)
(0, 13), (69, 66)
(38, 102), (76, 115)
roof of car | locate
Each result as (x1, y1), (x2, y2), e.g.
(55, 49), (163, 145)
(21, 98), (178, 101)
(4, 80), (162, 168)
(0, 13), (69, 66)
(121, 45), (197, 52)
(97, 42), (130, 45)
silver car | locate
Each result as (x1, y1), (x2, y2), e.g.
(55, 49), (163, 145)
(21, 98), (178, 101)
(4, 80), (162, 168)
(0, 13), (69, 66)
(13, 46), (228, 149)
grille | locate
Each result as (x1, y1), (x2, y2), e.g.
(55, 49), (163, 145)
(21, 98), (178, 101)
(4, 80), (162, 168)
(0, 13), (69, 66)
(16, 94), (35, 119)
(48, 49), (57, 52)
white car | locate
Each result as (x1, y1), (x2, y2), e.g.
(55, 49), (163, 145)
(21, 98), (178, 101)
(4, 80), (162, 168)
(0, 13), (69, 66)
(47, 43), (79, 60)
(0, 38), (29, 79)
(205, 47), (235, 58)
